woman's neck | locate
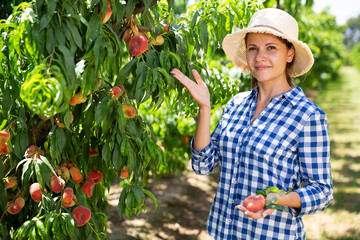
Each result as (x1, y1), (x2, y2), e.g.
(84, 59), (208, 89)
(257, 81), (292, 105)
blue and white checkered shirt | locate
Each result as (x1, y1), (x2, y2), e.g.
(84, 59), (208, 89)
(191, 87), (333, 240)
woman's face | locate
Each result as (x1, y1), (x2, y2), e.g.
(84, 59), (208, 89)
(245, 33), (294, 85)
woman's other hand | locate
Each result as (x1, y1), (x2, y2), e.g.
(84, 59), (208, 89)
(235, 204), (275, 219)
(171, 68), (211, 109)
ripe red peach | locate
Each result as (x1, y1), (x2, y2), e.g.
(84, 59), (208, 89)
(0, 143), (10, 155)
(129, 35), (148, 56)
(50, 176), (65, 193)
(62, 187), (74, 207)
(87, 170), (102, 184)
(102, 0), (112, 23)
(122, 103), (136, 118)
(82, 179), (95, 198)
(6, 197), (25, 214)
(73, 206), (91, 227)
(120, 167), (129, 179)
(29, 182), (43, 202)
(243, 195), (265, 212)
(0, 130), (10, 145)
(5, 176), (17, 189)
(70, 167), (83, 184)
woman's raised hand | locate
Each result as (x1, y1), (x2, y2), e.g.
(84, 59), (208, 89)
(171, 68), (211, 109)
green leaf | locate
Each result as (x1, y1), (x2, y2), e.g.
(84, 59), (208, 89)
(85, 14), (101, 51)
(35, 219), (49, 239)
(264, 204), (290, 214)
(118, 187), (128, 219)
(55, 128), (66, 152)
(132, 185), (145, 205)
(135, 71), (147, 104)
(116, 58), (137, 85)
(112, 143), (122, 170)
(141, 9), (155, 33)
(142, 188), (158, 211)
(58, 45), (76, 83)
(198, 20), (208, 54)
(120, 138), (128, 157)
(65, 18), (82, 49)
(125, 0), (137, 22)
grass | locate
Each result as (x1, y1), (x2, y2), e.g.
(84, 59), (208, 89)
(303, 66), (360, 239)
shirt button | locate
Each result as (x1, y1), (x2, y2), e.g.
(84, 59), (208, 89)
(232, 180), (237, 184)
(261, 112), (265, 115)
(228, 219), (232, 223)
(239, 142), (242, 146)
(236, 161), (239, 165)
(230, 199), (234, 204)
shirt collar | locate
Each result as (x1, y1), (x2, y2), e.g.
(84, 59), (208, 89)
(248, 86), (304, 106)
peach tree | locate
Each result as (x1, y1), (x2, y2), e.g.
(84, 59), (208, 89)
(0, 0), (261, 239)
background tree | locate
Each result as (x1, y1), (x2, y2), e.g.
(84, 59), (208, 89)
(0, 0), (345, 239)
(344, 14), (360, 50)
(0, 0), (261, 239)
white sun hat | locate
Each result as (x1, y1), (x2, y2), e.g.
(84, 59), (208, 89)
(222, 8), (314, 77)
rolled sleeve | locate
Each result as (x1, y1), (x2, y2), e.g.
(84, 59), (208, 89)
(191, 138), (218, 175)
(292, 110), (333, 217)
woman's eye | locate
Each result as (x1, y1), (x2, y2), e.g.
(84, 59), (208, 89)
(248, 47), (257, 51)
(267, 46), (276, 50)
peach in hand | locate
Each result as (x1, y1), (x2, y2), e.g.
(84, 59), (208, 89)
(243, 195), (265, 212)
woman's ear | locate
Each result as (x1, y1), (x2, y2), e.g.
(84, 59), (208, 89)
(287, 46), (295, 63)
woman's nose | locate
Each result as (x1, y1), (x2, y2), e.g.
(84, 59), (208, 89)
(255, 49), (266, 62)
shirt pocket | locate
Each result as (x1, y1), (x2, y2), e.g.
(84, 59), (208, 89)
(246, 125), (298, 183)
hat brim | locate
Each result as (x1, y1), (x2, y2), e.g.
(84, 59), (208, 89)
(222, 27), (314, 78)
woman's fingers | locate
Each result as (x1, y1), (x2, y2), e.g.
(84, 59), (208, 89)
(192, 69), (204, 85)
(170, 68), (211, 108)
(235, 204), (275, 219)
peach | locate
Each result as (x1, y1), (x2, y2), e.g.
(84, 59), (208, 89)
(111, 86), (122, 99)
(29, 182), (42, 202)
(50, 176), (65, 193)
(89, 147), (99, 157)
(0, 143), (10, 155)
(24, 145), (44, 158)
(6, 197), (25, 214)
(60, 166), (70, 180)
(0, 130), (10, 144)
(120, 167), (129, 179)
(70, 167), (83, 184)
(122, 103), (136, 118)
(5, 176), (17, 189)
(102, 0), (112, 24)
(243, 195), (265, 212)
(73, 205), (91, 227)
(123, 29), (132, 45)
(70, 91), (87, 106)
(69, 96), (77, 106)
(150, 35), (164, 46)
(62, 187), (74, 206)
(87, 170), (102, 184)
(82, 179), (95, 198)
(129, 35), (148, 56)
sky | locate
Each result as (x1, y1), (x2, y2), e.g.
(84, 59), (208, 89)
(312, 0), (360, 25)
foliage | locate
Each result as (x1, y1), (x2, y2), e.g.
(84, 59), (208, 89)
(344, 14), (360, 50)
(0, 0), (261, 238)
(350, 42), (360, 71)
(264, 0), (344, 89)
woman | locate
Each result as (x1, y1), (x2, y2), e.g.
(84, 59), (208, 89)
(171, 8), (333, 240)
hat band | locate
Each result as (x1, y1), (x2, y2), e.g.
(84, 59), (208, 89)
(251, 25), (285, 35)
